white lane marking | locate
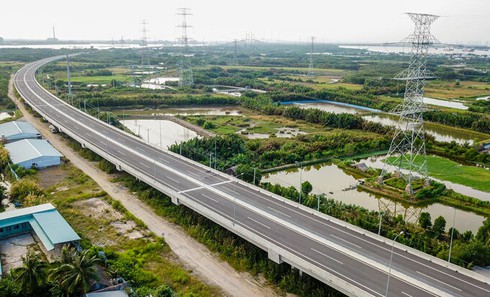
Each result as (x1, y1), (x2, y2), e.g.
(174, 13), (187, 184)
(178, 186), (204, 194)
(248, 217), (271, 230)
(416, 271), (462, 292)
(202, 193), (219, 203)
(165, 175), (181, 184)
(311, 248), (343, 265)
(238, 221), (383, 297)
(19, 62), (465, 296)
(233, 183), (480, 293)
(401, 292), (413, 297)
(210, 180), (233, 187)
(117, 150), (127, 156)
(330, 234), (362, 249)
(139, 162), (150, 169)
(268, 207), (291, 218)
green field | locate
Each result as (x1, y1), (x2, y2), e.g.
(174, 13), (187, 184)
(69, 75), (131, 83)
(386, 155), (490, 192)
(425, 80), (490, 100)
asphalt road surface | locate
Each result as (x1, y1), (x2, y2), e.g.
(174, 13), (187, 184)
(15, 56), (490, 297)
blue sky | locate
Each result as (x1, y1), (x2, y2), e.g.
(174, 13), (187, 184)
(1, 0), (489, 45)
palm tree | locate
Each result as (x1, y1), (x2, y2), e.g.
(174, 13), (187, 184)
(49, 247), (101, 296)
(12, 252), (47, 296)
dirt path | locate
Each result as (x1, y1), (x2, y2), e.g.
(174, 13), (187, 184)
(9, 77), (279, 297)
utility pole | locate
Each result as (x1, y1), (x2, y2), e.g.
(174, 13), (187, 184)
(380, 13), (439, 195)
(66, 55), (72, 103)
(177, 8), (194, 86)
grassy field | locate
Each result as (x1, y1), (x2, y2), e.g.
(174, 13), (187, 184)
(182, 108), (382, 139)
(37, 163), (219, 296)
(386, 155), (490, 192)
(68, 75), (131, 83)
(425, 80), (490, 100)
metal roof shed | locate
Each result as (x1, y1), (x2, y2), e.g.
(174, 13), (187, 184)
(0, 121), (40, 143)
(5, 139), (63, 169)
(0, 203), (80, 251)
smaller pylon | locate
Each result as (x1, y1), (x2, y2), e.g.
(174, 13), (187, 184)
(307, 36), (315, 77)
(232, 39), (238, 65)
(140, 20), (150, 66)
(177, 8), (194, 86)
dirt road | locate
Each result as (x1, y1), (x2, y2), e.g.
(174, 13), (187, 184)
(9, 77), (279, 297)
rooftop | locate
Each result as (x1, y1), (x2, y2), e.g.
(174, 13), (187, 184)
(0, 121), (39, 138)
(0, 203), (80, 251)
(5, 139), (63, 165)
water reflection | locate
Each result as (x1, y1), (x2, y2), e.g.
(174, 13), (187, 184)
(362, 114), (474, 145)
(117, 107), (242, 117)
(120, 119), (198, 149)
(263, 163), (485, 232)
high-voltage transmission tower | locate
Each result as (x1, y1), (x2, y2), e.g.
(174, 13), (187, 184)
(233, 39), (238, 65)
(307, 36), (315, 77)
(177, 8), (194, 86)
(140, 20), (150, 66)
(380, 13), (439, 195)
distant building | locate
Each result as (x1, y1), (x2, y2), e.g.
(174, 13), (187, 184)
(0, 121), (41, 143)
(0, 203), (80, 258)
(5, 139), (63, 169)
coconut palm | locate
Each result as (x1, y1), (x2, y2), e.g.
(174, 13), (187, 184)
(49, 248), (101, 296)
(12, 252), (47, 296)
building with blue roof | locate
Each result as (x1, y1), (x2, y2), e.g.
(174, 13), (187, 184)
(5, 139), (63, 169)
(0, 203), (80, 254)
(0, 121), (40, 143)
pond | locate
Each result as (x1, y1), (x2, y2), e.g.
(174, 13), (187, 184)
(263, 163), (485, 233)
(120, 119), (198, 149)
(358, 155), (490, 201)
(423, 97), (468, 110)
(115, 106), (242, 117)
(281, 100), (379, 114)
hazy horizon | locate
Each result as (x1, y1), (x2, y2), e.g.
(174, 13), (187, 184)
(1, 0), (489, 45)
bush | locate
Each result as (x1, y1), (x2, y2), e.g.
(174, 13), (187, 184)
(10, 179), (44, 202)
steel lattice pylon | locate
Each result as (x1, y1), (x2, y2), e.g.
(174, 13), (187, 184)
(177, 8), (194, 86)
(381, 13), (439, 194)
(307, 36), (315, 77)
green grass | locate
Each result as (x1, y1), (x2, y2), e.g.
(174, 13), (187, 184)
(69, 75), (131, 83)
(386, 155), (490, 192)
(425, 80), (490, 100)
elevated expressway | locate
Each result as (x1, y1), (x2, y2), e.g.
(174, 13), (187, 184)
(15, 56), (490, 297)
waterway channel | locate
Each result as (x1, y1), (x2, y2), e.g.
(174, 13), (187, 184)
(263, 163), (486, 233)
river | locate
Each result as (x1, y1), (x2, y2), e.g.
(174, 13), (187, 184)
(282, 101), (479, 144)
(263, 163), (486, 233)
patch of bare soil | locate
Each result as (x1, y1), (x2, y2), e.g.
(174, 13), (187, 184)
(37, 165), (69, 189)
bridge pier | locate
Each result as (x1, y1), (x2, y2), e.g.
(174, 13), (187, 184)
(268, 249), (283, 264)
(171, 196), (181, 206)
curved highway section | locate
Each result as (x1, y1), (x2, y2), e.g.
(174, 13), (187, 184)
(15, 56), (490, 297)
